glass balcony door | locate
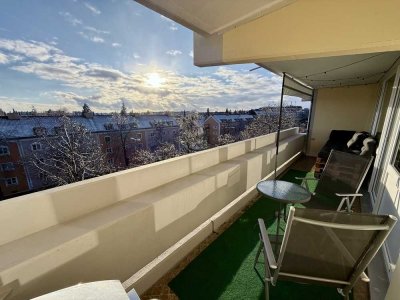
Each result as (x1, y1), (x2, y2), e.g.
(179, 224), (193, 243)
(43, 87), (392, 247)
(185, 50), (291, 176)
(370, 65), (400, 277)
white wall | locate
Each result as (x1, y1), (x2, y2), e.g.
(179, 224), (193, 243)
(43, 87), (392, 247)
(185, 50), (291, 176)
(307, 84), (379, 156)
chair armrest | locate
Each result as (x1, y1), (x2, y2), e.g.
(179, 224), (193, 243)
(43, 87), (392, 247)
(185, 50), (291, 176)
(360, 272), (370, 283)
(335, 193), (363, 197)
(258, 219), (277, 269)
(295, 177), (318, 181)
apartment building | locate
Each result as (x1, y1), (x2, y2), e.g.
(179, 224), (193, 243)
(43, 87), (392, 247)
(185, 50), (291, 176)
(204, 114), (254, 145)
(0, 113), (179, 198)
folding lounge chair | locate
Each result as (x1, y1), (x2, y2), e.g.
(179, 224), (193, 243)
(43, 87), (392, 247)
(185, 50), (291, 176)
(298, 150), (373, 212)
(254, 207), (396, 300)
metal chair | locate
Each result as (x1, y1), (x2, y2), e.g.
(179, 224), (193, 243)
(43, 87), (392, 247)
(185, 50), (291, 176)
(298, 150), (373, 212)
(254, 207), (396, 300)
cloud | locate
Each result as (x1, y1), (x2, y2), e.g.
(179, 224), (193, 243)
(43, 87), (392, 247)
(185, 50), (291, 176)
(169, 24), (178, 31)
(0, 96), (73, 113)
(0, 38), (61, 61)
(84, 2), (101, 15)
(133, 53), (140, 59)
(1, 38), (283, 113)
(112, 42), (122, 48)
(78, 32), (105, 43)
(84, 66), (126, 81)
(188, 50), (193, 58)
(59, 11), (82, 26)
(84, 26), (109, 35)
(166, 50), (182, 56)
(91, 36), (104, 43)
(0, 52), (8, 64)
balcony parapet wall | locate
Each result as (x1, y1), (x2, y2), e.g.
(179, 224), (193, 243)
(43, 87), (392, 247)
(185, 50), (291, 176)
(0, 127), (305, 299)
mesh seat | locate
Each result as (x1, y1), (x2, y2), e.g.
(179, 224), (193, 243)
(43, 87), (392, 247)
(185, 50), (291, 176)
(301, 150), (373, 211)
(254, 207), (397, 300)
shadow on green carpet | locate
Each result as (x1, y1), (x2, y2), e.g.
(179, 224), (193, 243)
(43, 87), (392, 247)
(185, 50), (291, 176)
(169, 170), (347, 300)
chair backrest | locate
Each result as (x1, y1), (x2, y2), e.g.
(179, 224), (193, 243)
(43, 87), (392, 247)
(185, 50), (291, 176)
(274, 207), (396, 292)
(315, 150), (373, 200)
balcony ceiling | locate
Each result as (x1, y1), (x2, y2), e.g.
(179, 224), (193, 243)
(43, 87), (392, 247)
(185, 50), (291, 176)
(259, 51), (400, 88)
(135, 0), (296, 35)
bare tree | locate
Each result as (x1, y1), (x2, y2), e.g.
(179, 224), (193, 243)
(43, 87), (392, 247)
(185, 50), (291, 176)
(154, 142), (179, 160)
(130, 142), (178, 168)
(240, 106), (298, 140)
(28, 116), (110, 186)
(177, 112), (208, 153)
(130, 149), (156, 167)
(217, 133), (236, 146)
(111, 104), (138, 167)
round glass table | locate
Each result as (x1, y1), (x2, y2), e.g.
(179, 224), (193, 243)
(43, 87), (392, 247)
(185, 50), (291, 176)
(256, 179), (311, 246)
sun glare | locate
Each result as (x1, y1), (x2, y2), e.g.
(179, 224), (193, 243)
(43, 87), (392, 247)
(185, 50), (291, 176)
(146, 72), (165, 88)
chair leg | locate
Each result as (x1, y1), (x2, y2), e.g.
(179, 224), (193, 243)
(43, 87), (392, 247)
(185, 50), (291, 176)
(254, 242), (263, 268)
(265, 280), (270, 300)
(337, 197), (346, 211)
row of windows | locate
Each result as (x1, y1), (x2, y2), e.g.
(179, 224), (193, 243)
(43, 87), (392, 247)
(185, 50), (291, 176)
(104, 133), (143, 143)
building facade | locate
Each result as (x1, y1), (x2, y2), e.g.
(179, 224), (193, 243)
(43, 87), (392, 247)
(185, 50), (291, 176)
(0, 113), (179, 198)
(204, 114), (254, 145)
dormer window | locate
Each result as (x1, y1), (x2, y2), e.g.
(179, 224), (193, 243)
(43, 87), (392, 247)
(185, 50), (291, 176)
(33, 127), (47, 136)
(104, 123), (114, 130)
(54, 126), (63, 135)
(31, 142), (42, 151)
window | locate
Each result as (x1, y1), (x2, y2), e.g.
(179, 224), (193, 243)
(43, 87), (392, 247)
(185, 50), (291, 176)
(150, 132), (156, 137)
(136, 133), (142, 139)
(104, 136), (111, 143)
(31, 142), (42, 151)
(107, 158), (114, 165)
(106, 147), (113, 153)
(5, 177), (18, 186)
(0, 146), (9, 155)
(0, 162), (14, 171)
(33, 127), (47, 136)
(39, 171), (48, 181)
(54, 126), (63, 135)
(104, 123), (114, 130)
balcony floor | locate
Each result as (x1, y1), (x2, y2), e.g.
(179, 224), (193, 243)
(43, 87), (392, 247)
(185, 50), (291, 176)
(141, 156), (369, 300)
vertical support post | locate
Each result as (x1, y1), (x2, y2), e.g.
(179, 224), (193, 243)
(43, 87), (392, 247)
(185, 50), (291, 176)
(274, 73), (286, 180)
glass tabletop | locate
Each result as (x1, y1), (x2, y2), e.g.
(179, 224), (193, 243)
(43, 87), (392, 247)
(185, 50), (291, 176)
(256, 180), (311, 204)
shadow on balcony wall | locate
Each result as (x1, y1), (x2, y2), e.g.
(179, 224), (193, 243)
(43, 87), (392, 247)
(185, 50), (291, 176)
(0, 128), (305, 299)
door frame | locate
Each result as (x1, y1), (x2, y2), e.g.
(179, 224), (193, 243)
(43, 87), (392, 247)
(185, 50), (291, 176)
(369, 65), (400, 206)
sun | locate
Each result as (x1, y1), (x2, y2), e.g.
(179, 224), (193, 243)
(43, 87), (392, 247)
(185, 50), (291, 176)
(146, 72), (165, 88)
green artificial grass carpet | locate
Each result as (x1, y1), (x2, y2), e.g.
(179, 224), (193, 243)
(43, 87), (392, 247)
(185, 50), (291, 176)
(169, 169), (346, 300)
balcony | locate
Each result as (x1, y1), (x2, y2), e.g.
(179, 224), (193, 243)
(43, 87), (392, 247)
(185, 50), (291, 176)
(0, 128), (305, 300)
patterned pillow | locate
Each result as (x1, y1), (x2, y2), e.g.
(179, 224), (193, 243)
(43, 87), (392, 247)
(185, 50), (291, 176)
(347, 132), (369, 149)
(360, 137), (377, 156)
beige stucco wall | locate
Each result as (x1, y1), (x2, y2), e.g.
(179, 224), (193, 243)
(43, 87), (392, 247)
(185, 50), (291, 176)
(194, 0), (400, 66)
(307, 83), (379, 157)
(0, 129), (305, 300)
(385, 257), (400, 300)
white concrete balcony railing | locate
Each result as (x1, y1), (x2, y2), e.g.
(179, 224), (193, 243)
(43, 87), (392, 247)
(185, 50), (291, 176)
(0, 128), (305, 300)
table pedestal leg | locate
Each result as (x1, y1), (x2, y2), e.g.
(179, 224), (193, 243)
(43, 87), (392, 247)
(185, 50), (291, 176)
(275, 203), (282, 253)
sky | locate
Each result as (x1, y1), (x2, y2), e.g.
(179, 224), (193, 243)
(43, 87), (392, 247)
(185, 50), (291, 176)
(0, 0), (304, 113)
